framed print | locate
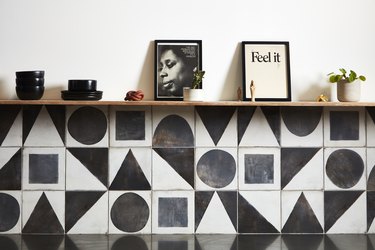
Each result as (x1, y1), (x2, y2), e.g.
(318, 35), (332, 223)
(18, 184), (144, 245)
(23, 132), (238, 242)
(242, 41), (291, 101)
(154, 40), (202, 101)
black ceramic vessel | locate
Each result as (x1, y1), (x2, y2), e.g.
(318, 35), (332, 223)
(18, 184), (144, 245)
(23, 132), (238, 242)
(16, 86), (44, 100)
(16, 70), (45, 78)
(68, 79), (97, 92)
(16, 77), (44, 86)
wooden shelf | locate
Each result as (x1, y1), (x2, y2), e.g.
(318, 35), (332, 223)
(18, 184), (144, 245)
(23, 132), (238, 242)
(0, 99), (375, 106)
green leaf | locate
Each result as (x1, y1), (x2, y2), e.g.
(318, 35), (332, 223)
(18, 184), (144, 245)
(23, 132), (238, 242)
(339, 68), (347, 74)
(329, 75), (337, 83)
(359, 75), (366, 81)
(348, 73), (355, 82)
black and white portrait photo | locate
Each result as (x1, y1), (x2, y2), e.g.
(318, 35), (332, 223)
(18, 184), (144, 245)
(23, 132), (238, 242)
(154, 40), (202, 100)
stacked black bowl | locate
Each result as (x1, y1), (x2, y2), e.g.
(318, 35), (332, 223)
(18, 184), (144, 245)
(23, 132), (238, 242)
(15, 70), (45, 100)
(61, 79), (102, 100)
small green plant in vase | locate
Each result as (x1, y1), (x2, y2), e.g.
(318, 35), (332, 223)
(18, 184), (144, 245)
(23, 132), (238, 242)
(327, 68), (366, 102)
(183, 67), (205, 101)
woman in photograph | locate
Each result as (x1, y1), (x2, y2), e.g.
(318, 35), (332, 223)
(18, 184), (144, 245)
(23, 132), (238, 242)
(157, 45), (198, 97)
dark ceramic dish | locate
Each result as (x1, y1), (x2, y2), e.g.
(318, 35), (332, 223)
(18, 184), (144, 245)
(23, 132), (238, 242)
(68, 79), (97, 92)
(16, 70), (45, 78)
(16, 86), (44, 100)
(16, 77), (44, 86)
(61, 90), (102, 101)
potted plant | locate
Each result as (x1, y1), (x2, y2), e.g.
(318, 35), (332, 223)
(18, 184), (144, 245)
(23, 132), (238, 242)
(183, 68), (205, 101)
(328, 68), (366, 102)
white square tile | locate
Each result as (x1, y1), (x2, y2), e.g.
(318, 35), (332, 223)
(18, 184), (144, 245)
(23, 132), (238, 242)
(109, 191), (151, 234)
(66, 106), (108, 147)
(323, 107), (365, 147)
(324, 148), (366, 190)
(238, 147), (280, 190)
(195, 148), (237, 190)
(109, 106), (152, 147)
(152, 191), (194, 234)
(22, 147), (65, 190)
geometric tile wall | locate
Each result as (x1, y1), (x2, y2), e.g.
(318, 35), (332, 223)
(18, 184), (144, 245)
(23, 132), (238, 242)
(1, 104), (375, 234)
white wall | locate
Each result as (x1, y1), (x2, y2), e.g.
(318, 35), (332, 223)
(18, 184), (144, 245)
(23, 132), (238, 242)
(0, 0), (374, 101)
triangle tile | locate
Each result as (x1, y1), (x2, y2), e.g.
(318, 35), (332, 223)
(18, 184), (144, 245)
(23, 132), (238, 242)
(261, 107), (281, 145)
(66, 150), (107, 190)
(239, 108), (279, 146)
(237, 106), (256, 145)
(109, 149), (151, 190)
(195, 191), (215, 231)
(46, 105), (66, 144)
(67, 192), (108, 234)
(65, 191), (105, 232)
(23, 235), (64, 250)
(0, 148), (21, 190)
(217, 191), (237, 229)
(153, 148), (194, 188)
(2, 110), (22, 146)
(195, 192), (236, 233)
(196, 106), (236, 145)
(324, 191), (363, 232)
(22, 105), (42, 144)
(22, 193), (64, 234)
(24, 106), (64, 146)
(283, 149), (323, 190)
(67, 148), (108, 187)
(367, 107), (375, 124)
(153, 150), (193, 190)
(281, 148), (320, 189)
(368, 192), (375, 231)
(0, 106), (21, 146)
(238, 193), (279, 233)
(282, 193), (323, 233)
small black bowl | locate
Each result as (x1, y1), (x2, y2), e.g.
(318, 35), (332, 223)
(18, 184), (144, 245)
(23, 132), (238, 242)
(16, 77), (44, 86)
(68, 79), (97, 92)
(16, 86), (44, 100)
(16, 70), (45, 78)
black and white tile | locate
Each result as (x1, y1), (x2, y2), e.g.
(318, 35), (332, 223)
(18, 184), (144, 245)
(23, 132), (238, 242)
(280, 107), (323, 147)
(152, 191), (194, 234)
(22, 191), (65, 234)
(109, 106), (152, 147)
(0, 148), (21, 190)
(196, 106), (237, 147)
(238, 107), (280, 147)
(22, 147), (65, 190)
(0, 105), (22, 147)
(0, 191), (21, 234)
(109, 191), (151, 234)
(367, 191), (375, 233)
(324, 148), (366, 190)
(195, 148), (237, 190)
(238, 147), (280, 190)
(324, 107), (365, 147)
(109, 148), (151, 191)
(152, 107), (194, 148)
(367, 148), (375, 191)
(66, 106), (108, 147)
(367, 108), (375, 146)
(281, 191), (324, 234)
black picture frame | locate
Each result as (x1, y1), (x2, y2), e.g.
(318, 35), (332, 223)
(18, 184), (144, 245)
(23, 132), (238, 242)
(154, 40), (202, 101)
(242, 41), (291, 101)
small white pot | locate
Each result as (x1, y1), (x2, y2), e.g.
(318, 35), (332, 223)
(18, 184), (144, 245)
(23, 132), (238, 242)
(183, 88), (204, 101)
(337, 79), (361, 102)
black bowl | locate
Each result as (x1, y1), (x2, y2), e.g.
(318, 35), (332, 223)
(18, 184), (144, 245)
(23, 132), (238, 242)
(68, 79), (97, 91)
(16, 70), (44, 78)
(16, 77), (44, 86)
(16, 86), (44, 100)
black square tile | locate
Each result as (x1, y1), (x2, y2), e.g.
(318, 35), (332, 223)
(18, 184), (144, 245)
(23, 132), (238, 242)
(244, 154), (274, 184)
(330, 111), (359, 140)
(158, 197), (188, 227)
(29, 154), (58, 184)
(116, 111), (145, 141)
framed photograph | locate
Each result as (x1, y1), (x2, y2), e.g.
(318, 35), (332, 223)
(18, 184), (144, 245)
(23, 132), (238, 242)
(242, 41), (291, 101)
(154, 40), (202, 100)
